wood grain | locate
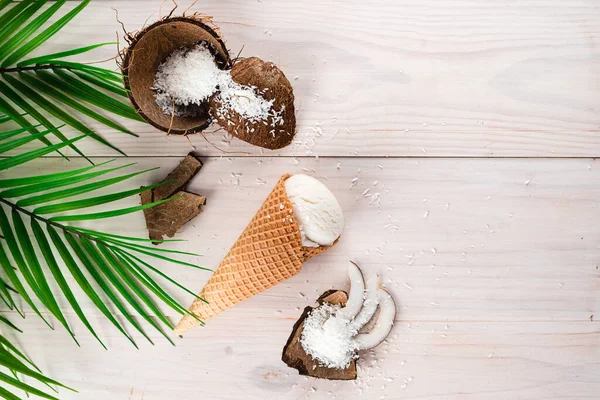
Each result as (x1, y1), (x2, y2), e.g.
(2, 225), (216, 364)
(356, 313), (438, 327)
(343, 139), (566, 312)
(2, 1), (600, 398)
(11, 318), (599, 400)
(0, 156), (597, 398)
(6, 0), (598, 157)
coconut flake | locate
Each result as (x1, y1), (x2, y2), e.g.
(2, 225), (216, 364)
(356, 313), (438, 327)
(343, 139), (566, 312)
(300, 303), (358, 369)
(153, 43), (281, 124)
(153, 44), (222, 115)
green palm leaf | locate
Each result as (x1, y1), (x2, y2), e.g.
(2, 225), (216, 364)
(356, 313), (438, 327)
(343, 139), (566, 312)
(0, 1), (217, 396)
(71, 69), (129, 98)
(89, 235), (202, 257)
(117, 249), (207, 306)
(50, 69), (142, 121)
(95, 243), (174, 345)
(0, 0), (143, 157)
(2, 0), (91, 67)
(11, 209), (78, 345)
(114, 248), (205, 325)
(65, 232), (149, 346)
(63, 227), (183, 243)
(50, 196), (177, 222)
(19, 71), (137, 136)
(0, 206), (52, 328)
(0, 0), (12, 13)
(0, 335), (39, 372)
(0, 315), (22, 333)
(3, 162), (136, 199)
(0, 126), (62, 154)
(0, 146), (206, 350)
(78, 238), (156, 345)
(18, 42), (116, 67)
(15, 166), (157, 206)
(0, 114), (14, 124)
(0, 0), (37, 46)
(0, 88), (72, 159)
(0, 371), (61, 400)
(0, 158), (114, 188)
(0, 125), (42, 141)
(0, 0), (64, 62)
(0, 242), (47, 326)
(2, 74), (125, 156)
(43, 60), (123, 81)
(51, 227), (137, 348)
(0, 134), (84, 171)
(33, 183), (164, 214)
(0, 350), (71, 389)
(32, 219), (104, 348)
(0, 278), (18, 312)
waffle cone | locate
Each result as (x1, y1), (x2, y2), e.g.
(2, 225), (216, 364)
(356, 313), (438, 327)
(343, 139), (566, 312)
(174, 174), (335, 335)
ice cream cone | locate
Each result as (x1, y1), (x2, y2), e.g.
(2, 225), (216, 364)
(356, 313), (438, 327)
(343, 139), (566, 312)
(174, 174), (336, 335)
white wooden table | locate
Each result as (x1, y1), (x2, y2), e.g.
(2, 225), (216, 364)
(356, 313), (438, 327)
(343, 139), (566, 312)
(4, 1), (600, 399)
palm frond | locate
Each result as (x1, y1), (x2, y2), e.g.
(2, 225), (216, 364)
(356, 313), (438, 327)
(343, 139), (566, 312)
(0, 323), (75, 399)
(0, 134), (85, 171)
(0, 156), (206, 348)
(0, 90), (72, 160)
(0, 3), (213, 397)
(0, 0), (143, 158)
(17, 43), (116, 68)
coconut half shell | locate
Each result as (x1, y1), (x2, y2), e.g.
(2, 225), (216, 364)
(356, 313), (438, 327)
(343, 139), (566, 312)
(281, 290), (357, 380)
(210, 57), (296, 150)
(122, 16), (230, 134)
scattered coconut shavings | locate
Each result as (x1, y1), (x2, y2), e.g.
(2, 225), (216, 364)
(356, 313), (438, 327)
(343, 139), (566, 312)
(300, 303), (358, 369)
(153, 43), (282, 124)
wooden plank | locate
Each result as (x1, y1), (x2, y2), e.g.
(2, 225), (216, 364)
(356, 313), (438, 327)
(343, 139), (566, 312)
(0, 156), (598, 398)
(3, 0), (599, 157)
(0, 156), (596, 324)
(8, 317), (599, 399)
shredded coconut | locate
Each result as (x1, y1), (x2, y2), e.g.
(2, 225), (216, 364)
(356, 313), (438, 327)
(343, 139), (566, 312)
(153, 43), (282, 124)
(300, 303), (358, 369)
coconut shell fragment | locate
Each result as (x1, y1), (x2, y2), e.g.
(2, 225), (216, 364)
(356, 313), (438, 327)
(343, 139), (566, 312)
(140, 153), (206, 243)
(282, 290), (357, 380)
(210, 57), (296, 150)
(122, 16), (230, 134)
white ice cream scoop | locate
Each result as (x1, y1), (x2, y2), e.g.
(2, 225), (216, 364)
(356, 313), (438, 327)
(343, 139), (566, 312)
(285, 174), (344, 247)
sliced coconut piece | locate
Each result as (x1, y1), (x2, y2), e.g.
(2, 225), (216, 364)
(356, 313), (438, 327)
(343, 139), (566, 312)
(349, 274), (379, 332)
(353, 288), (396, 350)
(338, 261), (365, 320)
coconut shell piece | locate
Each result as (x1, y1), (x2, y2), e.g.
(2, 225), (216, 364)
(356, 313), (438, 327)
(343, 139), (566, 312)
(210, 57), (296, 150)
(140, 153), (206, 243)
(281, 290), (358, 380)
(122, 16), (230, 134)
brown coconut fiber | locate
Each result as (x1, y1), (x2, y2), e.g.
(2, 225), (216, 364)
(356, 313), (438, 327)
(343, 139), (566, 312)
(140, 153), (206, 243)
(122, 16), (230, 134)
(209, 57), (296, 150)
(174, 174), (336, 335)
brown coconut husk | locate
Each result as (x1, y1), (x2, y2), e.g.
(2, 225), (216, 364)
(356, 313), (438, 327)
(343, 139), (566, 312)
(282, 289), (358, 380)
(209, 57), (296, 150)
(122, 15), (231, 135)
(140, 153), (206, 243)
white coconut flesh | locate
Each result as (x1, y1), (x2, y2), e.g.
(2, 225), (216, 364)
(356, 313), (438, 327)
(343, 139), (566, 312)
(300, 262), (397, 368)
(337, 261), (365, 321)
(349, 274), (380, 332)
(353, 288), (396, 350)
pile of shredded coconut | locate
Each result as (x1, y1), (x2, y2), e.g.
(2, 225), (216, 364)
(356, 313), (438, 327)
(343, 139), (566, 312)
(300, 303), (358, 369)
(153, 43), (281, 124)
